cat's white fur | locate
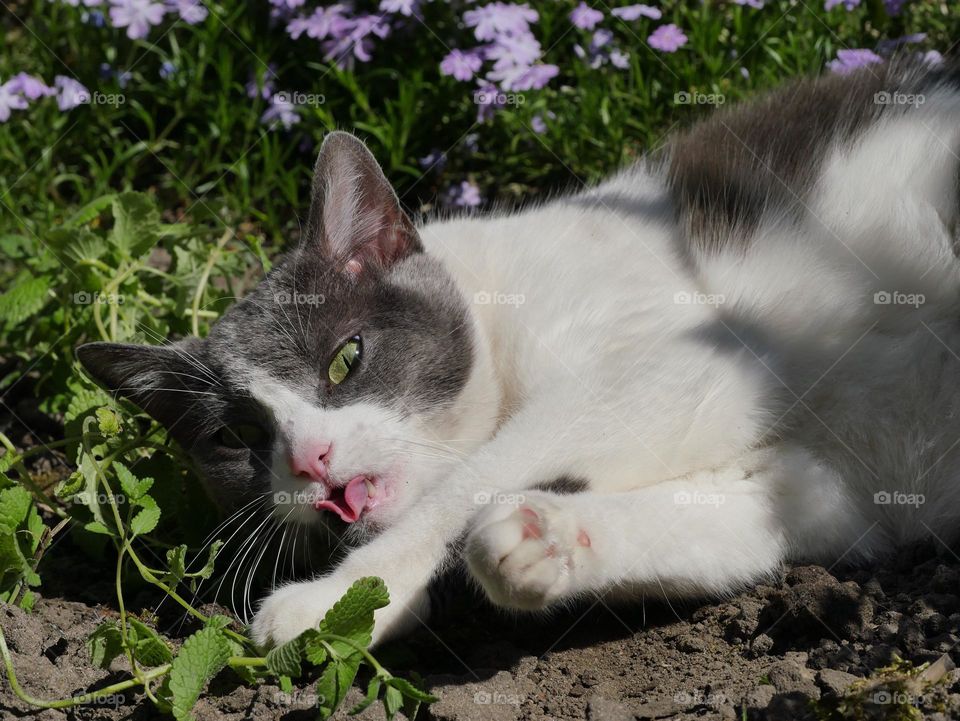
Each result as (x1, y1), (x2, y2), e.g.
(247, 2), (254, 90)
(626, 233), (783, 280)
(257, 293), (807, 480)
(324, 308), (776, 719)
(251, 80), (960, 647)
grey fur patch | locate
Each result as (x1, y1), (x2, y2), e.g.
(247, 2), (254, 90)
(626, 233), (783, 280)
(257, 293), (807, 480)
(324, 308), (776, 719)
(533, 476), (589, 494)
(667, 57), (958, 255)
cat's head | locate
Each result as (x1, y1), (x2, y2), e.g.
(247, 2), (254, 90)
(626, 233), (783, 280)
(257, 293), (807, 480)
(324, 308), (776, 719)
(78, 132), (490, 539)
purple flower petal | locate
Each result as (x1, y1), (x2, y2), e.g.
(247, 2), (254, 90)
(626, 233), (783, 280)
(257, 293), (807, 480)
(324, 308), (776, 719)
(570, 2), (603, 30)
(54, 76), (91, 111)
(611, 4), (662, 20)
(647, 23), (687, 53)
(826, 48), (883, 75)
(440, 49), (484, 82)
(109, 0), (166, 40)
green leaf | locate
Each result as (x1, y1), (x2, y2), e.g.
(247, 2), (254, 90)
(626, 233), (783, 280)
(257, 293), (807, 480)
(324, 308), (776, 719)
(65, 194), (117, 228)
(307, 577), (389, 661)
(384, 685), (403, 720)
(192, 540), (222, 580)
(0, 276), (51, 327)
(64, 386), (111, 424)
(348, 677), (381, 715)
(130, 496), (161, 537)
(95, 407), (121, 436)
(55, 471), (85, 500)
(87, 621), (124, 669)
(168, 627), (231, 721)
(128, 618), (173, 667)
(165, 544), (187, 585)
(115, 463), (153, 501)
(316, 657), (361, 720)
(265, 635), (303, 678)
(110, 192), (161, 258)
(387, 676), (438, 703)
(83, 520), (115, 536)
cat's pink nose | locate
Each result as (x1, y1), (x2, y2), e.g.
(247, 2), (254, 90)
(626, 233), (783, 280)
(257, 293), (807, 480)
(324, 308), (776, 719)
(290, 441), (331, 483)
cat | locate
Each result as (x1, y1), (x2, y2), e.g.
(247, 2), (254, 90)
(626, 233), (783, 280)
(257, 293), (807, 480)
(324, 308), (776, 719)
(79, 56), (960, 649)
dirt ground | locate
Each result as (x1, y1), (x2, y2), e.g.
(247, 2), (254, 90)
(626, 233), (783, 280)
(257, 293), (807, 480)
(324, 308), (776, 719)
(3, 540), (960, 721)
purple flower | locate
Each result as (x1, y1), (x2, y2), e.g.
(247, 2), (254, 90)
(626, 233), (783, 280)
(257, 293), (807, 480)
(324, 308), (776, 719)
(920, 50), (943, 67)
(109, 0), (166, 40)
(733, 0), (764, 7)
(287, 4), (350, 40)
(166, 0), (207, 24)
(884, 0), (908, 14)
(261, 94), (300, 130)
(463, 2), (538, 42)
(648, 23), (687, 53)
(159, 61), (176, 79)
(570, 2), (603, 30)
(54, 76), (91, 110)
(530, 115), (547, 133)
(440, 49), (484, 82)
(506, 63), (558, 91)
(419, 150), (447, 171)
(444, 180), (482, 208)
(379, 0), (418, 15)
(246, 64), (278, 100)
(84, 10), (106, 26)
(269, 0), (305, 8)
(0, 80), (29, 122)
(611, 4), (662, 20)
(322, 14), (390, 68)
(7, 73), (54, 101)
(826, 48), (882, 75)
(824, 0), (860, 9)
(610, 48), (630, 69)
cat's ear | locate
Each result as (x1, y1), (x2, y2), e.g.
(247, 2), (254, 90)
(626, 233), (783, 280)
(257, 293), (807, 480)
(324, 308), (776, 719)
(304, 131), (422, 275)
(76, 341), (213, 441)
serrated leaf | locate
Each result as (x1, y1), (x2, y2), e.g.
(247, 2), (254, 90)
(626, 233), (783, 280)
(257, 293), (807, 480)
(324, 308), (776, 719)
(384, 685), (403, 720)
(55, 471), (85, 500)
(95, 407), (121, 436)
(192, 540), (222, 580)
(165, 544), (187, 585)
(65, 194), (117, 228)
(348, 677), (381, 715)
(168, 627), (231, 721)
(205, 614), (233, 631)
(387, 676), (438, 703)
(110, 192), (161, 258)
(130, 496), (160, 536)
(316, 657), (360, 720)
(87, 621), (124, 669)
(64, 386), (111, 424)
(115, 463), (152, 501)
(265, 636), (303, 678)
(128, 618), (173, 666)
(307, 577), (389, 661)
(0, 276), (51, 326)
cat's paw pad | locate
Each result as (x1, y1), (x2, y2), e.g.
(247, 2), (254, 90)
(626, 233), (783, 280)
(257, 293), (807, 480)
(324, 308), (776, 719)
(465, 496), (593, 610)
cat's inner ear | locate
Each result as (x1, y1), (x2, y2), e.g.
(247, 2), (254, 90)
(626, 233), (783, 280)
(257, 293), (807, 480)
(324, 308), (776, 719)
(76, 341), (215, 441)
(305, 131), (422, 275)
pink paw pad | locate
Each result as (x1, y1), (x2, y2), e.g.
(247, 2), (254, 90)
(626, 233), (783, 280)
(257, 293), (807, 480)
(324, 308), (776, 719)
(519, 507), (541, 540)
(576, 529), (591, 547)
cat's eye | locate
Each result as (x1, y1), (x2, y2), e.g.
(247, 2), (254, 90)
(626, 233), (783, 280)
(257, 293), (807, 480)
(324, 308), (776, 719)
(328, 335), (362, 385)
(216, 423), (267, 449)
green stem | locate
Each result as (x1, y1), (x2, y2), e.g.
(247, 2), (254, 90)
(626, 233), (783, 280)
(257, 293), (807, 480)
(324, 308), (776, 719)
(0, 621), (170, 710)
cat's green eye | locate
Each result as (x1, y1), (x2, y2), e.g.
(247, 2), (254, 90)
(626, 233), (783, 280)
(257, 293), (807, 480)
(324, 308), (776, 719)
(216, 423), (267, 449)
(328, 335), (362, 385)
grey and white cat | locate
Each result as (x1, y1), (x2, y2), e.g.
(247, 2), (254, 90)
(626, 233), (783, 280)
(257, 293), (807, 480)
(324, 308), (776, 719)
(79, 57), (960, 648)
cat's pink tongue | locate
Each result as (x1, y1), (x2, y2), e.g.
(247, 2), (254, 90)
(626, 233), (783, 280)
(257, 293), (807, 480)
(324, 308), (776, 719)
(315, 475), (369, 523)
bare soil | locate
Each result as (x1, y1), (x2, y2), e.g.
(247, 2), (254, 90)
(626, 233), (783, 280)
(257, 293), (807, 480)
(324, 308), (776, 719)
(3, 541), (960, 721)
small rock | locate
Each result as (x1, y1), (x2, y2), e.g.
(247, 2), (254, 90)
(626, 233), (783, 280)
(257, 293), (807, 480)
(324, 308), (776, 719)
(767, 659), (820, 699)
(742, 684), (776, 708)
(816, 669), (859, 696)
(678, 634), (706, 653)
(748, 634), (774, 658)
(587, 695), (635, 721)
(765, 692), (818, 721)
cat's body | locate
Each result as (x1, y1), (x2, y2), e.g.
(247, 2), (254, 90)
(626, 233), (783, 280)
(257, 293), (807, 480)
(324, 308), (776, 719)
(80, 57), (960, 647)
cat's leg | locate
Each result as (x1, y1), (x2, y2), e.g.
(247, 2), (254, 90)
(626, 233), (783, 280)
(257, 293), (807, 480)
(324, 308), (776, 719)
(465, 445), (881, 610)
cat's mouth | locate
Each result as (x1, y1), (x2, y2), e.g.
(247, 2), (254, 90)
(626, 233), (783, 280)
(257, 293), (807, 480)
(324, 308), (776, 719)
(314, 475), (383, 523)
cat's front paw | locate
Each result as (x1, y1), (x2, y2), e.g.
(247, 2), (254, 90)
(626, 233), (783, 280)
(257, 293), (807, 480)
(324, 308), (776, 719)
(465, 493), (595, 610)
(251, 581), (341, 648)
